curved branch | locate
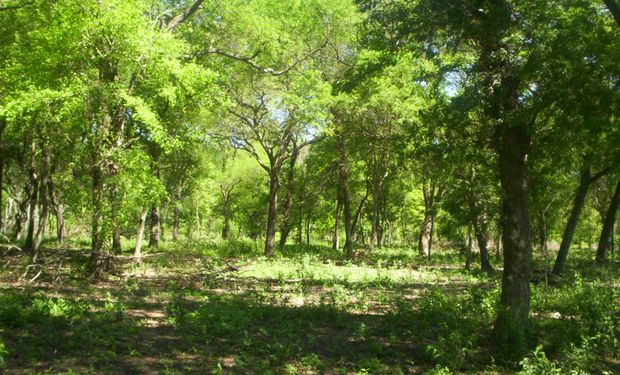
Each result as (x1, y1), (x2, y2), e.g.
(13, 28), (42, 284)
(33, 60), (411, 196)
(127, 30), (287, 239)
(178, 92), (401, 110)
(166, 0), (206, 30)
(203, 36), (330, 76)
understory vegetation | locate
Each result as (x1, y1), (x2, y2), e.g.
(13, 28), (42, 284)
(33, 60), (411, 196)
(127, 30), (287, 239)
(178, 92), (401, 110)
(1, 241), (618, 374)
(1, 0), (620, 373)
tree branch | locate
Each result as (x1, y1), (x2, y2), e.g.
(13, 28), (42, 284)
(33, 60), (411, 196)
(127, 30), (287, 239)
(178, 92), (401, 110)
(203, 36), (329, 76)
(603, 0), (620, 26)
(166, 0), (206, 30)
(0, 2), (32, 12)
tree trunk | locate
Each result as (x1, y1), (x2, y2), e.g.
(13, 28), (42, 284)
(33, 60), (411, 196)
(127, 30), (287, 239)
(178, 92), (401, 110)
(148, 205), (160, 248)
(538, 210), (547, 254)
(279, 147), (298, 250)
(30, 148), (50, 263)
(12, 193), (29, 241)
(338, 135), (354, 258)
(474, 212), (494, 272)
(332, 197), (342, 251)
(596, 180), (620, 264)
(418, 179), (437, 260)
(553, 167), (600, 274)
(134, 207), (148, 261)
(305, 218), (311, 245)
(89, 164), (107, 276)
(0, 117), (5, 233)
(351, 182), (370, 242)
(493, 124), (533, 358)
(418, 212), (433, 259)
(172, 205), (180, 241)
(264, 172), (279, 256)
(48, 175), (66, 245)
(220, 187), (232, 240)
(222, 205), (231, 240)
(370, 177), (382, 249)
(603, 0), (620, 26)
(466, 222), (473, 270)
(112, 228), (122, 254)
(24, 142), (39, 253)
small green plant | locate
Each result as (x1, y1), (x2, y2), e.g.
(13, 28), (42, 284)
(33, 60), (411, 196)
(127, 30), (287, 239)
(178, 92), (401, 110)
(0, 337), (7, 368)
(519, 346), (561, 375)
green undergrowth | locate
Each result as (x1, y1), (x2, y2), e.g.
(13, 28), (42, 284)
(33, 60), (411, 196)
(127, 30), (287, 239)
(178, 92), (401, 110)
(0, 240), (617, 374)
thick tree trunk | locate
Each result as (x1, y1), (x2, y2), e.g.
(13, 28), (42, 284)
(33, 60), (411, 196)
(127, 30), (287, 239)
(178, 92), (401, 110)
(148, 205), (160, 248)
(279, 148), (298, 250)
(474, 213), (494, 272)
(30, 148), (50, 262)
(264, 172), (279, 256)
(493, 124), (533, 357)
(418, 212), (433, 259)
(596, 180), (620, 263)
(338, 135), (354, 257)
(48, 176), (66, 245)
(553, 167), (604, 274)
(134, 208), (148, 261)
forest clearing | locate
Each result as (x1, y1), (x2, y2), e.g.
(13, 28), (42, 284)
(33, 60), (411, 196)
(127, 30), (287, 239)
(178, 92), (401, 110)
(1, 0), (619, 374)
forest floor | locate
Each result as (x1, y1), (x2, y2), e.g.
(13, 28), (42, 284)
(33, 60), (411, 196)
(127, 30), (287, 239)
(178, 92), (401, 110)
(0, 240), (618, 374)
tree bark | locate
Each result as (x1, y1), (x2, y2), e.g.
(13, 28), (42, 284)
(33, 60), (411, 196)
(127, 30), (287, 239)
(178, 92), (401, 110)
(264, 172), (279, 256)
(12, 193), (29, 240)
(337, 135), (354, 257)
(279, 146), (298, 250)
(24, 141), (38, 253)
(553, 167), (606, 274)
(221, 203), (231, 240)
(418, 179), (437, 260)
(149, 205), (160, 247)
(48, 175), (66, 245)
(89, 164), (107, 276)
(418, 213), (433, 259)
(172, 205), (180, 241)
(305, 217), (311, 245)
(370, 175), (383, 249)
(332, 197), (342, 251)
(30, 148), (50, 263)
(493, 123), (533, 357)
(474, 213), (494, 272)
(465, 222), (473, 270)
(603, 0), (620, 26)
(134, 207), (148, 261)
(351, 181), (370, 241)
(0, 117), (5, 233)
(596, 180), (620, 263)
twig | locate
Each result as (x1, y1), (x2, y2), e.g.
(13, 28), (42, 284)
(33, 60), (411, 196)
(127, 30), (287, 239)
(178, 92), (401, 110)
(28, 268), (43, 284)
